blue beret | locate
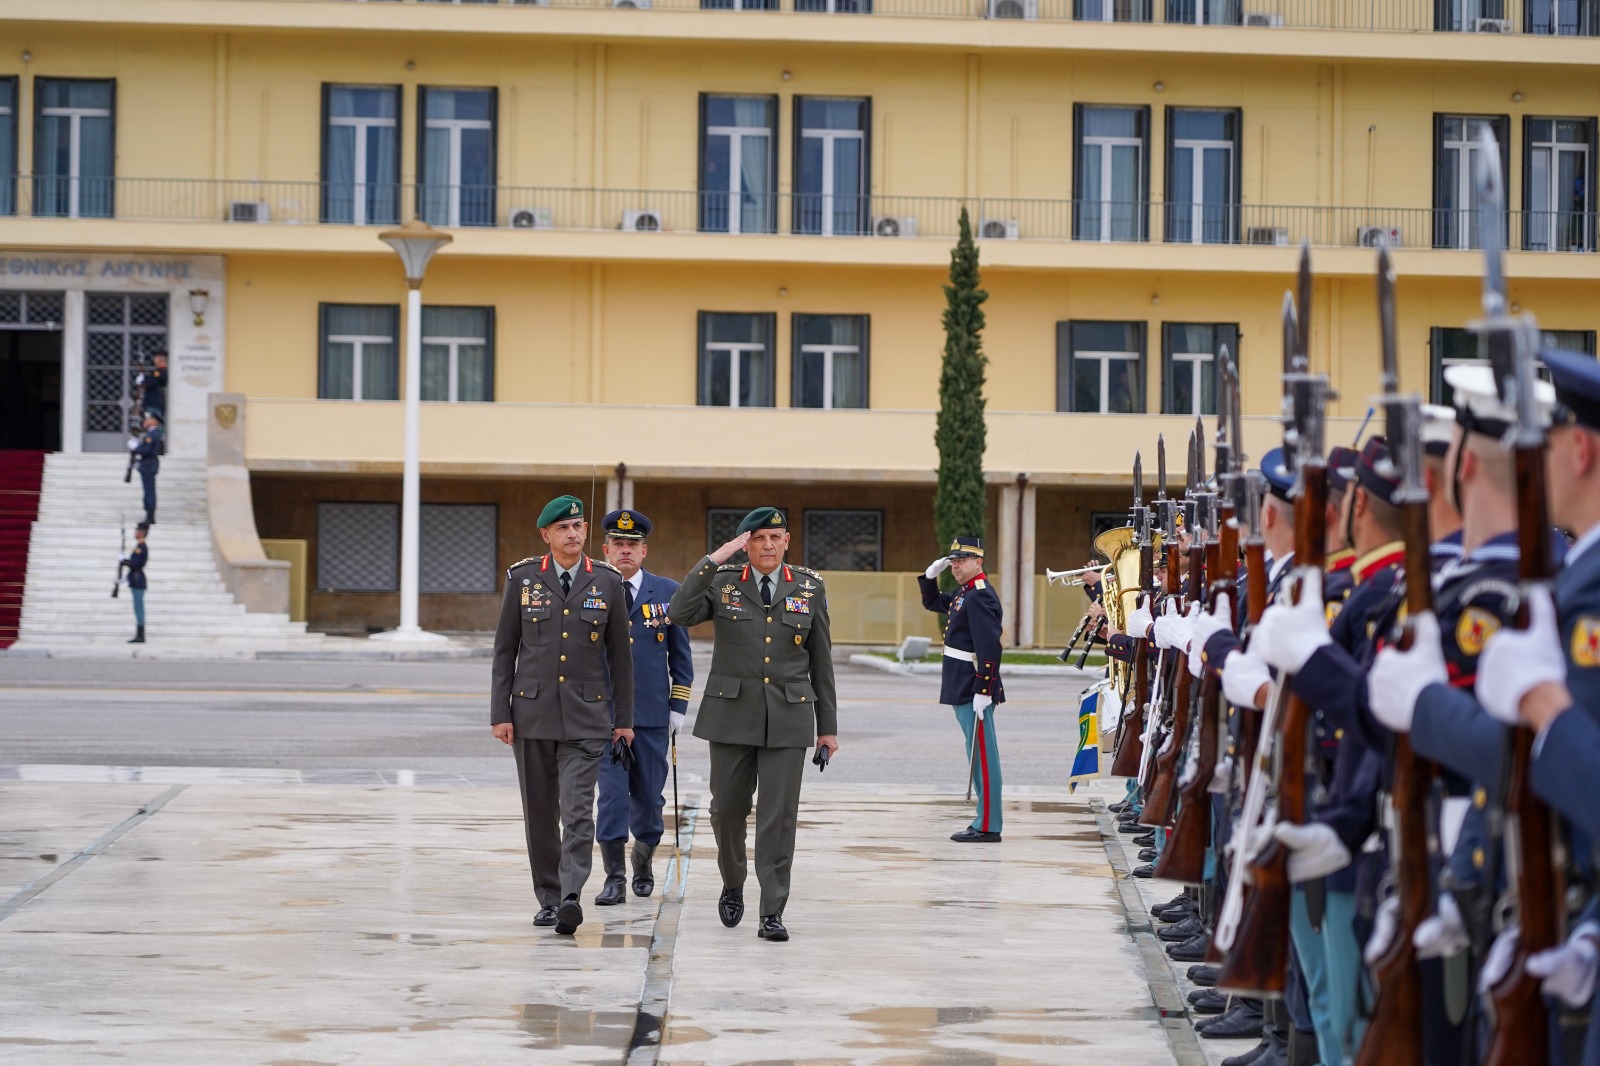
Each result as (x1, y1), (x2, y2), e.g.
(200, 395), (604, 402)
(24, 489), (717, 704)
(602, 509), (652, 540)
(537, 495), (584, 528)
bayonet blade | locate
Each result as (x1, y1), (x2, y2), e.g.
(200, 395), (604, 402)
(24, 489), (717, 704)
(1296, 243), (1313, 370)
(1185, 430), (1197, 496)
(1224, 343), (1245, 472)
(1133, 452), (1144, 509)
(1282, 291), (1299, 377)
(1195, 416), (1208, 488)
(1157, 435), (1168, 501)
(1476, 125), (1508, 321)
(1378, 243), (1399, 395)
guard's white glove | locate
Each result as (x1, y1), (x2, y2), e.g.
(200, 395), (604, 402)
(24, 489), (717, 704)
(1125, 597), (1154, 640)
(1480, 925), (1520, 994)
(126, 437), (140, 451)
(924, 556), (952, 580)
(1476, 586), (1565, 726)
(972, 693), (993, 721)
(1208, 754), (1235, 795)
(1222, 651), (1272, 710)
(669, 711), (685, 735)
(1273, 819), (1353, 882)
(1414, 893), (1471, 959)
(1153, 600), (1192, 651)
(1367, 611), (1447, 734)
(1365, 895), (1401, 965)
(1188, 594), (1233, 678)
(1527, 928), (1600, 1008)
(1251, 571), (1331, 673)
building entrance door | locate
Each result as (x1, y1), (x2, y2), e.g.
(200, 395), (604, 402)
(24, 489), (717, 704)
(0, 292), (66, 451)
(84, 292), (168, 452)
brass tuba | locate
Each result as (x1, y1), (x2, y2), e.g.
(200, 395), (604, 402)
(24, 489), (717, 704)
(1092, 524), (1164, 697)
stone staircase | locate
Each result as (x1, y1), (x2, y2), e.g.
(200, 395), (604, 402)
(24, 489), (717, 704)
(13, 452), (331, 650)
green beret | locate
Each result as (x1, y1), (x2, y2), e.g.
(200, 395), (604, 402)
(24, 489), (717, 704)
(736, 506), (787, 535)
(537, 494), (585, 528)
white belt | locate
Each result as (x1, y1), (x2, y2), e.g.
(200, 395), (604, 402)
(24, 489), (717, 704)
(943, 647), (975, 663)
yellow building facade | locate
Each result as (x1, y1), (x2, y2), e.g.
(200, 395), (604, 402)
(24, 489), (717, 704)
(1, 0), (1597, 639)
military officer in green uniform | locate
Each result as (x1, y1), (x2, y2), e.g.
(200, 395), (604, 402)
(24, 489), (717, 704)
(491, 494), (635, 936)
(668, 506), (838, 943)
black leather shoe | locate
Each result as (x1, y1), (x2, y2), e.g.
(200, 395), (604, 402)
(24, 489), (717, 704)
(1131, 863), (1155, 878)
(1188, 964), (1220, 986)
(1198, 1003), (1264, 1040)
(1138, 848), (1157, 861)
(1189, 988), (1229, 1015)
(757, 914), (789, 941)
(1118, 819), (1147, 834)
(1108, 799), (1129, 813)
(1221, 1040), (1271, 1066)
(1152, 894), (1189, 919)
(1133, 832), (1156, 848)
(631, 841), (657, 897)
(1155, 899), (1195, 923)
(1158, 914), (1206, 942)
(554, 895), (583, 935)
(950, 827), (1002, 843)
(533, 905), (558, 927)
(1167, 932), (1210, 961)
(718, 886), (744, 928)
(595, 840), (627, 907)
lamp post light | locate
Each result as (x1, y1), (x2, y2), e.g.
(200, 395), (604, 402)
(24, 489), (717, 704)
(374, 218), (452, 643)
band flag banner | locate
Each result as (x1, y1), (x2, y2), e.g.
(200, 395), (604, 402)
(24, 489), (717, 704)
(1068, 680), (1106, 792)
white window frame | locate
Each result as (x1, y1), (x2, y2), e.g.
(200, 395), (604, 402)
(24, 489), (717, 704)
(425, 100), (493, 228)
(1170, 349), (1213, 416)
(1075, 348), (1141, 414)
(1528, 120), (1590, 252)
(797, 341), (861, 409)
(1083, 127), (1142, 243)
(421, 332), (485, 402)
(1171, 135), (1233, 245)
(40, 98), (112, 220)
(1441, 117), (1495, 250)
(327, 332), (393, 401)
(705, 341), (767, 407)
(706, 118), (771, 236)
(800, 127), (865, 238)
(329, 91), (397, 227)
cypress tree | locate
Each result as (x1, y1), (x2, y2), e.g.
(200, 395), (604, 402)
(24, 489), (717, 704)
(934, 207), (989, 583)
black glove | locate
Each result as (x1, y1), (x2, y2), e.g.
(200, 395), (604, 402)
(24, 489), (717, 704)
(610, 737), (635, 769)
(811, 745), (830, 772)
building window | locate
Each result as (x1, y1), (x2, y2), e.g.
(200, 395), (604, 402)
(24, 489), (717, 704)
(699, 95), (778, 235)
(1074, 0), (1152, 20)
(1166, 109), (1240, 245)
(1430, 326), (1594, 404)
(793, 97), (869, 237)
(319, 304), (399, 401)
(421, 306), (494, 402)
(1058, 321), (1146, 414)
(1433, 114), (1508, 250)
(795, 0), (872, 10)
(420, 504), (498, 593)
(1164, 0), (1240, 22)
(1523, 117), (1596, 253)
(707, 508), (752, 564)
(698, 312), (775, 407)
(85, 294), (166, 446)
(1163, 323), (1237, 416)
(418, 87), (496, 227)
(805, 510), (882, 571)
(0, 291), (65, 328)
(792, 314), (869, 409)
(317, 502), (399, 592)
(1073, 105), (1149, 242)
(1435, 0), (1505, 31)
(33, 78), (115, 219)
(322, 85), (401, 226)
(701, 0), (780, 7)
(0, 77), (15, 217)
(1525, 0), (1600, 34)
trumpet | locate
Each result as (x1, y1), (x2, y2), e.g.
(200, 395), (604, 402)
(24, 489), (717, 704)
(1045, 563), (1106, 587)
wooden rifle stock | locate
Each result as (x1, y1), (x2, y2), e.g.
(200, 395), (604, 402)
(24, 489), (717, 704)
(1144, 542), (1206, 827)
(1110, 560), (1155, 778)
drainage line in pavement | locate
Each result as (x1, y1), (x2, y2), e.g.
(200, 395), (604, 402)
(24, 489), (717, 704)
(625, 799), (701, 1066)
(0, 784), (188, 924)
(1091, 797), (1209, 1066)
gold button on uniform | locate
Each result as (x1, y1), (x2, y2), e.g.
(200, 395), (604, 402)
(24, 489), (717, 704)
(765, 636), (772, 644)
(558, 675), (565, 683)
(764, 677), (770, 684)
(767, 616), (773, 623)
(764, 656), (771, 663)
(562, 632), (569, 638)
(563, 609), (570, 616)
(1473, 788), (1487, 809)
(630, 638), (635, 644)
(560, 655), (567, 662)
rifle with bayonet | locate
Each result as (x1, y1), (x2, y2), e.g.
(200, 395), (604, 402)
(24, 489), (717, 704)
(112, 519), (126, 599)
(1110, 454), (1154, 778)
(1134, 436), (1181, 795)
(1354, 242), (1433, 1066)
(1474, 128), (1563, 1066)
(1217, 246), (1329, 997)
(1142, 432), (1199, 828)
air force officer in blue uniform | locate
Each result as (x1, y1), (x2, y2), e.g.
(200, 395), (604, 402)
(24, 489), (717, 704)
(594, 509), (694, 906)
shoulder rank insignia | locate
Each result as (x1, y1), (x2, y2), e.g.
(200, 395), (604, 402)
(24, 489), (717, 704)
(1456, 607), (1501, 658)
(508, 556), (539, 575)
(594, 559), (621, 574)
(1571, 616), (1600, 667)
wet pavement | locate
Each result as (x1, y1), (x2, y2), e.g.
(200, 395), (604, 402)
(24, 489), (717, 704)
(0, 776), (1187, 1065)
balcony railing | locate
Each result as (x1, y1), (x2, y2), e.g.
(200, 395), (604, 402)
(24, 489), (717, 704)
(3, 176), (1596, 254)
(322, 0), (1600, 37)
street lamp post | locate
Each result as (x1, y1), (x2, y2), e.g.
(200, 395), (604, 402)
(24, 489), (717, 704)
(374, 218), (452, 643)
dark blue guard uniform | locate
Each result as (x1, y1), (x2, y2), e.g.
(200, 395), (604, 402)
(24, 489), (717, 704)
(131, 417), (164, 526)
(594, 509), (693, 900)
(918, 536), (1005, 839)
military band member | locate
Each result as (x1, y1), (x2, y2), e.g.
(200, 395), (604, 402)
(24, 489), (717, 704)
(919, 537), (1006, 843)
(668, 507), (838, 943)
(594, 509), (693, 905)
(490, 495), (635, 936)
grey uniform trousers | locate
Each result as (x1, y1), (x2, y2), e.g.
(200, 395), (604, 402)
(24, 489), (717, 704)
(513, 736), (605, 908)
(708, 741), (807, 918)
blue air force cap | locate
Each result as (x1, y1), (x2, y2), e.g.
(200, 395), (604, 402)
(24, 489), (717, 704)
(601, 509), (652, 540)
(1542, 348), (1600, 433)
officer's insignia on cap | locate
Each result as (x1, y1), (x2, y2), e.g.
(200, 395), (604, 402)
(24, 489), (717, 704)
(571, 502), (580, 515)
(618, 512), (634, 530)
(771, 512), (782, 525)
(1456, 607), (1500, 657)
(1571, 617), (1600, 667)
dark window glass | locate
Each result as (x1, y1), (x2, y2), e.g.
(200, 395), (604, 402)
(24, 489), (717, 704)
(698, 312), (776, 407)
(792, 314), (869, 408)
(1058, 321), (1146, 414)
(794, 98), (870, 237)
(319, 304), (400, 401)
(34, 79), (115, 219)
(699, 95), (778, 234)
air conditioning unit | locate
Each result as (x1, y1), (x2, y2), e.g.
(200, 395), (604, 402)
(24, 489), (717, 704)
(622, 210), (663, 232)
(1472, 17), (1510, 31)
(509, 207), (554, 229)
(1242, 12), (1284, 26)
(986, 0), (1038, 18)
(980, 218), (1020, 240)
(1245, 226), (1288, 246)
(872, 215), (918, 238)
(613, 0), (652, 7)
(228, 201), (269, 223)
(1357, 226), (1403, 248)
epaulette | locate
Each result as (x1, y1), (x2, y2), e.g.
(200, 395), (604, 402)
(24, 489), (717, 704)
(506, 556), (539, 576)
(790, 565), (824, 581)
(593, 559), (622, 574)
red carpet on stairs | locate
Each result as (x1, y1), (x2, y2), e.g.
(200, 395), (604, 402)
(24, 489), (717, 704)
(0, 451), (46, 649)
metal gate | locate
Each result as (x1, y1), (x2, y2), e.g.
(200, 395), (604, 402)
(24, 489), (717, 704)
(84, 293), (168, 453)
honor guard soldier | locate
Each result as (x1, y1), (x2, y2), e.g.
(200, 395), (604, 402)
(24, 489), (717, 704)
(919, 536), (1006, 843)
(129, 413), (164, 527)
(668, 506), (838, 943)
(490, 495), (635, 936)
(121, 522), (150, 644)
(593, 509), (693, 906)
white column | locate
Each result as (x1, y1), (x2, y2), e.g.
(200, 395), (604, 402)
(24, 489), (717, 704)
(605, 476), (622, 515)
(60, 291), (85, 453)
(996, 477), (1037, 648)
(398, 285), (423, 634)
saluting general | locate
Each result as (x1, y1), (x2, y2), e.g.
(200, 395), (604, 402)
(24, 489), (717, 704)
(593, 508), (694, 906)
(490, 495), (634, 936)
(668, 506), (838, 943)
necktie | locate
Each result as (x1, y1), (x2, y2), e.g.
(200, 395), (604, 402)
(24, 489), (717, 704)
(760, 575), (773, 608)
(625, 582), (636, 612)
(562, 572), (572, 596)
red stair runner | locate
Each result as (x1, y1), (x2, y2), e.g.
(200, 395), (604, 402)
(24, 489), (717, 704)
(0, 451), (45, 649)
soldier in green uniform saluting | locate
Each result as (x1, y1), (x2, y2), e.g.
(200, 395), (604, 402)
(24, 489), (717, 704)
(668, 506), (839, 943)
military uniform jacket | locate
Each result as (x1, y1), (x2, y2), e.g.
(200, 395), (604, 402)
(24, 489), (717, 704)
(623, 569), (694, 729)
(491, 554), (635, 741)
(125, 543), (148, 590)
(133, 426), (164, 473)
(918, 573), (1005, 706)
(669, 557), (837, 748)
